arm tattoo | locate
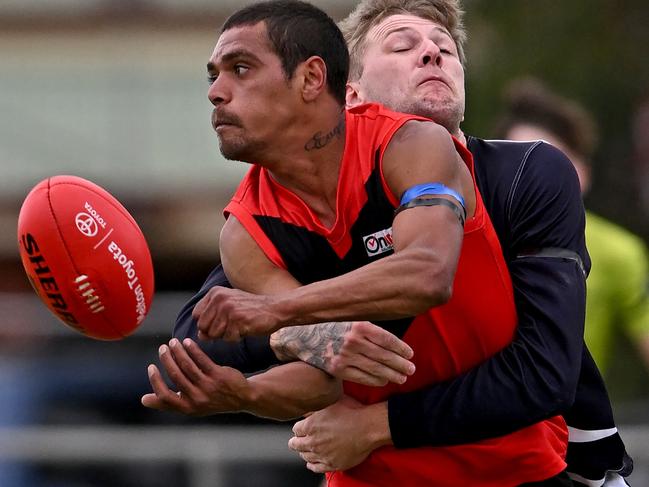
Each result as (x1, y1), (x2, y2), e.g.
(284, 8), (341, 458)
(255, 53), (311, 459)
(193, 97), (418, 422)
(272, 322), (352, 372)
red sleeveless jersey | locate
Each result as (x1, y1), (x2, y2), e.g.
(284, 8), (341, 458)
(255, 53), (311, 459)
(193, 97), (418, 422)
(225, 103), (567, 486)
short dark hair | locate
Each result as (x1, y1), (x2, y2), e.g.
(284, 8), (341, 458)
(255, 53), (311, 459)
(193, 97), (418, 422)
(222, 0), (349, 104)
(494, 77), (597, 160)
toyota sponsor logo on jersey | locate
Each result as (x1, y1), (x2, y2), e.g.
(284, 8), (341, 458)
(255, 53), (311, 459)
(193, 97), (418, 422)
(363, 227), (394, 257)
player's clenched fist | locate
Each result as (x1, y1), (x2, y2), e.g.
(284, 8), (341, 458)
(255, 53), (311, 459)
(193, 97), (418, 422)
(192, 286), (283, 341)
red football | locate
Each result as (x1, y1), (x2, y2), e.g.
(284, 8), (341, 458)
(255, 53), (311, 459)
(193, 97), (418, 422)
(17, 175), (155, 340)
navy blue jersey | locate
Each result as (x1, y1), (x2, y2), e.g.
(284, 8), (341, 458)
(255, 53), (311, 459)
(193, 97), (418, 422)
(173, 136), (632, 485)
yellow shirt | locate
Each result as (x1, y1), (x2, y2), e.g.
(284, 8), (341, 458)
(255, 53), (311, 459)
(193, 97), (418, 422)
(585, 211), (649, 371)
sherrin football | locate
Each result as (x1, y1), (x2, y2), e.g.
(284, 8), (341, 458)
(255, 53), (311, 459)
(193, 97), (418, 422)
(17, 175), (155, 340)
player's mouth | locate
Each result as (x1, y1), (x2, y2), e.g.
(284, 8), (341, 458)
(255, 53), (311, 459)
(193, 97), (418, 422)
(213, 123), (238, 133)
(212, 110), (242, 132)
(418, 76), (451, 89)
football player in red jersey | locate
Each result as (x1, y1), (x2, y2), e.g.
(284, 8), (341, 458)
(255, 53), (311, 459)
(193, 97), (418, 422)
(142, 1), (574, 485)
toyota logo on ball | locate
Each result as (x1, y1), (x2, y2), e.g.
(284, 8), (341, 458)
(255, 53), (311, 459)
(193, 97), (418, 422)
(75, 212), (99, 237)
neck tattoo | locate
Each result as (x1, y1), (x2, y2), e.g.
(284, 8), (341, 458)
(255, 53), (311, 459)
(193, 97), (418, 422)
(304, 116), (345, 151)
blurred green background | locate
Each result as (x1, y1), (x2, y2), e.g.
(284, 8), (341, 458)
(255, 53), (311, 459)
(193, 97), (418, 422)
(465, 0), (649, 239)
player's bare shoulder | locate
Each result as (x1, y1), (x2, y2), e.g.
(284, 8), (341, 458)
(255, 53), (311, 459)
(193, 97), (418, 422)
(384, 120), (460, 180)
(220, 216), (265, 288)
(391, 119), (454, 148)
(219, 215), (253, 261)
(220, 216), (298, 294)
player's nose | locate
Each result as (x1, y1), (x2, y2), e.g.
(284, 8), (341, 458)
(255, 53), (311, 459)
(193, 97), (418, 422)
(208, 76), (229, 106)
(419, 40), (442, 68)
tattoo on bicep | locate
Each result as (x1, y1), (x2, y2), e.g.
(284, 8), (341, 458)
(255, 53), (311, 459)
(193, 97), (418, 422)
(276, 322), (352, 372)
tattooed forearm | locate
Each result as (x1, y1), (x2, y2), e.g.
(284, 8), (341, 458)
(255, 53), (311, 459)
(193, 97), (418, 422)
(304, 116), (345, 151)
(270, 322), (352, 373)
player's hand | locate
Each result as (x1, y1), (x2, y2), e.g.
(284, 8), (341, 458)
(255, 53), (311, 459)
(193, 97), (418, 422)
(288, 396), (391, 473)
(270, 321), (415, 386)
(193, 287), (280, 341)
(141, 338), (253, 415)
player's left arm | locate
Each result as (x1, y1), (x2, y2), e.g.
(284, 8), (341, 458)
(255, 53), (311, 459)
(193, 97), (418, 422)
(142, 337), (341, 420)
(142, 217), (342, 420)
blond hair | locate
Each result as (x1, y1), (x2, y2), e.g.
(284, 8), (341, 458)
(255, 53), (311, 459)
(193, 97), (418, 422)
(339, 0), (466, 80)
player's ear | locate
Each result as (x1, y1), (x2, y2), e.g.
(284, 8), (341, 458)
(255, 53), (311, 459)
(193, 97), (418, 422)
(346, 81), (364, 108)
(300, 56), (327, 102)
